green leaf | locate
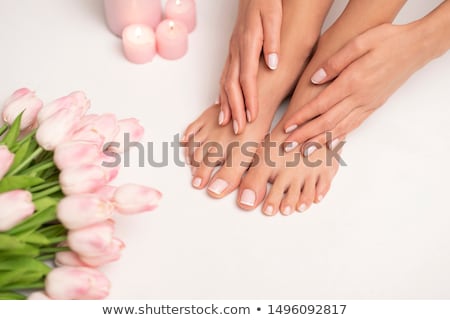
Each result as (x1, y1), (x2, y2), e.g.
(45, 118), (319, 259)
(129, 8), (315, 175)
(38, 224), (66, 239)
(0, 113), (22, 149)
(33, 196), (58, 212)
(0, 124), (8, 137)
(20, 232), (50, 246)
(0, 234), (33, 251)
(0, 291), (26, 300)
(0, 257), (51, 273)
(7, 206), (57, 236)
(0, 247), (40, 258)
(0, 175), (44, 193)
(7, 138), (31, 173)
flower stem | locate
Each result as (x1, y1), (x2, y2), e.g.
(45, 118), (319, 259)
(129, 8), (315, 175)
(0, 124), (8, 136)
(29, 181), (60, 193)
(6, 147), (44, 177)
(32, 186), (62, 201)
(39, 246), (69, 254)
(37, 254), (56, 261)
(22, 160), (55, 176)
(1, 281), (45, 291)
(47, 236), (67, 245)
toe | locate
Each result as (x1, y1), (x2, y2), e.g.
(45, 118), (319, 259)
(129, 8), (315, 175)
(237, 164), (272, 211)
(297, 177), (315, 213)
(280, 179), (302, 216)
(262, 176), (287, 216)
(192, 148), (224, 190)
(315, 173), (332, 203)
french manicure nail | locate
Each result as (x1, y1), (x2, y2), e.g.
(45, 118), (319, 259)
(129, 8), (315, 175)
(285, 125), (298, 134)
(246, 110), (251, 122)
(298, 204), (307, 213)
(218, 110), (224, 125)
(264, 205), (274, 215)
(328, 138), (340, 150)
(284, 141), (299, 153)
(233, 120), (239, 135)
(192, 177), (202, 188)
(282, 206), (292, 216)
(311, 68), (327, 84)
(240, 189), (256, 207)
(304, 145), (317, 157)
(208, 179), (229, 195)
(268, 53), (279, 70)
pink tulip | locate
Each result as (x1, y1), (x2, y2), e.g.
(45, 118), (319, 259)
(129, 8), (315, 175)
(95, 185), (117, 202)
(67, 220), (115, 257)
(109, 118), (145, 153)
(59, 165), (108, 195)
(54, 141), (101, 170)
(28, 291), (52, 300)
(45, 266), (110, 300)
(79, 238), (125, 267)
(55, 251), (87, 267)
(2, 88), (43, 130)
(113, 184), (161, 215)
(0, 145), (14, 179)
(36, 108), (80, 151)
(0, 190), (35, 232)
(72, 114), (119, 148)
(38, 91), (90, 124)
(57, 194), (114, 229)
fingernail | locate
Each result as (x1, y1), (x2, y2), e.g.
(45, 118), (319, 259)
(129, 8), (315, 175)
(304, 145), (317, 157)
(268, 53), (279, 70)
(246, 110), (252, 122)
(318, 195), (324, 202)
(218, 110), (224, 125)
(208, 179), (229, 195)
(233, 120), (239, 135)
(328, 138), (340, 150)
(192, 177), (202, 188)
(311, 68), (327, 84)
(284, 141), (299, 153)
(285, 125), (298, 134)
(298, 204), (307, 213)
(264, 205), (274, 215)
(240, 189), (256, 207)
(282, 206), (292, 216)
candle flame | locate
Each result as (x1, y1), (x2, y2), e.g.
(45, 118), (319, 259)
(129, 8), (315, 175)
(135, 26), (143, 38)
(169, 20), (175, 30)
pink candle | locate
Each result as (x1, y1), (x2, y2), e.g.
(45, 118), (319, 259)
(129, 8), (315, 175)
(156, 20), (188, 60)
(122, 24), (156, 64)
(104, 0), (162, 37)
(165, 0), (197, 33)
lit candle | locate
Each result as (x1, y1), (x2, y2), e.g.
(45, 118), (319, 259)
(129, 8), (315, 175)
(156, 20), (188, 60)
(165, 0), (196, 33)
(104, 0), (162, 37)
(122, 24), (156, 64)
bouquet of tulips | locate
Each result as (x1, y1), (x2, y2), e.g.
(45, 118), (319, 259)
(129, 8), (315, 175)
(0, 89), (161, 300)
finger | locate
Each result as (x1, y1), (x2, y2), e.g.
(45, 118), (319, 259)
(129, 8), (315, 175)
(284, 96), (355, 153)
(261, 5), (282, 71)
(225, 49), (246, 135)
(311, 35), (370, 85)
(284, 78), (352, 133)
(219, 56), (232, 126)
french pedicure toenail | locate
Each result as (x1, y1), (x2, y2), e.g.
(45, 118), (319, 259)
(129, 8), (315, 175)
(233, 120), (239, 135)
(192, 177), (202, 188)
(264, 205), (274, 215)
(318, 195), (324, 202)
(282, 206), (292, 216)
(240, 189), (256, 207)
(284, 142), (299, 153)
(304, 145), (317, 157)
(208, 179), (229, 195)
(298, 204), (307, 213)
(285, 125), (298, 134)
(218, 110), (224, 125)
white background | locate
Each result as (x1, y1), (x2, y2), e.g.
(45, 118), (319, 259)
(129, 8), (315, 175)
(1, 0), (449, 299)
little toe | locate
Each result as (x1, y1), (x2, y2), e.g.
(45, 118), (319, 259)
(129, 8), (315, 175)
(262, 177), (287, 216)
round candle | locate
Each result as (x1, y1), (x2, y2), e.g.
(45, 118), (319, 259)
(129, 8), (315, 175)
(165, 0), (197, 33)
(104, 0), (162, 37)
(156, 20), (188, 60)
(122, 24), (156, 64)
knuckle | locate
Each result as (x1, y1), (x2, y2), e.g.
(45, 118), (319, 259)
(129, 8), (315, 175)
(351, 36), (366, 53)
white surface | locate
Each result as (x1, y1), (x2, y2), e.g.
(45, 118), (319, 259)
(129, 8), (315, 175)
(1, 0), (449, 299)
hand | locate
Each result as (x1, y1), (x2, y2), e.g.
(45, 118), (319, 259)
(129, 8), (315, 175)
(283, 23), (432, 154)
(219, 0), (282, 135)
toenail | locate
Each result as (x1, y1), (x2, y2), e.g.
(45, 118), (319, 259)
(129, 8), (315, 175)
(298, 204), (307, 213)
(304, 145), (318, 157)
(218, 110), (224, 125)
(233, 120), (239, 135)
(318, 195), (324, 202)
(282, 206), (292, 216)
(192, 177), (202, 188)
(208, 179), (229, 195)
(264, 205), (274, 215)
(284, 141), (299, 153)
(285, 125), (298, 134)
(240, 189), (256, 207)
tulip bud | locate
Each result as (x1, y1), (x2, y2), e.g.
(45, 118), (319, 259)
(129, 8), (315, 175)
(109, 118), (145, 153)
(36, 108), (80, 151)
(54, 141), (101, 170)
(45, 266), (110, 300)
(0, 145), (14, 179)
(38, 91), (90, 124)
(28, 291), (52, 300)
(113, 184), (161, 215)
(59, 165), (108, 195)
(57, 194), (114, 229)
(55, 251), (87, 267)
(0, 190), (35, 232)
(67, 220), (115, 257)
(72, 114), (119, 148)
(2, 88), (43, 130)
(95, 185), (117, 202)
(79, 238), (125, 267)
